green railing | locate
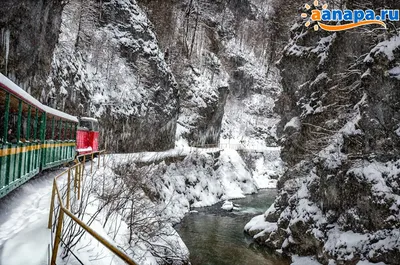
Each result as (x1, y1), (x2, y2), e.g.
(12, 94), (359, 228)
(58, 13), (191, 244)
(1, 142), (42, 198)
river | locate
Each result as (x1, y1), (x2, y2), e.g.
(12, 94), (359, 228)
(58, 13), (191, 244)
(175, 189), (290, 265)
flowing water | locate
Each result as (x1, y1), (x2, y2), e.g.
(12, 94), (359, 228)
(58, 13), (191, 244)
(175, 189), (290, 265)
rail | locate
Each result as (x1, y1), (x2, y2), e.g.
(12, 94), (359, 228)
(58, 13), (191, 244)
(47, 150), (137, 265)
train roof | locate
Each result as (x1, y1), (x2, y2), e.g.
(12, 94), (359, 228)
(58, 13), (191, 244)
(80, 117), (98, 122)
(0, 73), (78, 123)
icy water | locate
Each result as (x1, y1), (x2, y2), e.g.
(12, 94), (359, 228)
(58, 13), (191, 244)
(175, 189), (290, 265)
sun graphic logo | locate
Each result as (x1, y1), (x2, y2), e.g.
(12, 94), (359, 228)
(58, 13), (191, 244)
(300, 1), (398, 32)
(301, 0), (328, 31)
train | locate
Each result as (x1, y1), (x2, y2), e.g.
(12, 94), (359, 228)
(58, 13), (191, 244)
(0, 73), (100, 199)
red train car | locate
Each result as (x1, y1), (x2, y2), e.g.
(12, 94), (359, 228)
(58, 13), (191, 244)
(76, 117), (99, 155)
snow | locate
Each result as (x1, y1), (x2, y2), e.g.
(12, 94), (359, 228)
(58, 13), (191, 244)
(0, 170), (62, 265)
(0, 147), (279, 264)
(2, 219), (50, 265)
(357, 261), (386, 265)
(250, 150), (283, 189)
(291, 255), (322, 265)
(0, 73), (78, 122)
(388, 66), (400, 79)
(318, 135), (345, 169)
(324, 226), (370, 259)
(365, 34), (400, 62)
(221, 200), (234, 211)
(80, 116), (98, 122)
(244, 214), (278, 239)
(286, 43), (311, 57)
(311, 34), (337, 66)
(78, 150), (277, 263)
(252, 158), (400, 264)
(348, 160), (400, 200)
(396, 125), (400, 137)
(284, 117), (301, 131)
(283, 28), (338, 68)
(106, 148), (267, 222)
(77, 146), (93, 152)
(288, 172), (327, 227)
(43, 105), (79, 123)
(219, 95), (284, 190)
(340, 113), (362, 136)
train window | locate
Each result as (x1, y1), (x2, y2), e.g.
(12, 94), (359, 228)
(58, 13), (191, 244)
(7, 95), (20, 143)
(0, 113), (4, 143)
(69, 123), (74, 140)
(38, 113), (45, 141)
(20, 102), (30, 142)
(46, 117), (53, 140)
(64, 121), (68, 140)
(0, 90), (5, 142)
(73, 123), (77, 140)
(65, 122), (69, 140)
(0, 110), (4, 143)
(54, 119), (59, 140)
(79, 120), (92, 131)
(56, 119), (62, 140)
(70, 123), (74, 140)
(53, 119), (58, 140)
(68, 122), (74, 140)
(30, 109), (37, 141)
(21, 115), (27, 142)
(60, 120), (65, 140)
(8, 114), (18, 143)
(60, 121), (65, 140)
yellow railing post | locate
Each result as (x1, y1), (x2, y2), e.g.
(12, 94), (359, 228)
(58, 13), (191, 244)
(48, 150), (134, 265)
(66, 168), (71, 210)
(91, 153), (94, 174)
(74, 164), (78, 195)
(98, 152), (100, 169)
(48, 180), (56, 229)
(77, 164), (81, 200)
(74, 164), (79, 194)
(81, 162), (84, 183)
(51, 209), (64, 265)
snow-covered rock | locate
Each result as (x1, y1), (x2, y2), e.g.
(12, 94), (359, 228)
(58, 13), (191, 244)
(245, 1), (400, 264)
(47, 0), (179, 152)
(221, 200), (234, 211)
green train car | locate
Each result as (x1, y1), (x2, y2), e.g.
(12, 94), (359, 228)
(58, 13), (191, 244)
(0, 73), (78, 199)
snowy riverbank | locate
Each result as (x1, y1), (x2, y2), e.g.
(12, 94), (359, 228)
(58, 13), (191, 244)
(69, 148), (284, 264)
(0, 146), (285, 265)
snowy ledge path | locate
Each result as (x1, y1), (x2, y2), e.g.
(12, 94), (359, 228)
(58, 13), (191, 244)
(0, 169), (65, 265)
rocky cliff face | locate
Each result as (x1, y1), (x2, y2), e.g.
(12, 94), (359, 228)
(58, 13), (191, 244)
(0, 0), (64, 98)
(138, 0), (281, 148)
(1, 0), (280, 155)
(48, 0), (179, 152)
(246, 1), (400, 264)
(1, 0), (178, 152)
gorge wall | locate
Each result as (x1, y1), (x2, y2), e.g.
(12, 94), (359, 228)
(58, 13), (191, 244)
(1, 0), (179, 152)
(246, 1), (400, 264)
(137, 0), (281, 148)
(0, 0), (280, 154)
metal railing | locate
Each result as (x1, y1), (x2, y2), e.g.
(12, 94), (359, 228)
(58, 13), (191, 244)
(47, 150), (137, 265)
